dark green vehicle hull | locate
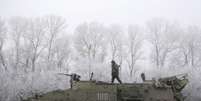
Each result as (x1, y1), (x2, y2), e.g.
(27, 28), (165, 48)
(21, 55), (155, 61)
(24, 81), (177, 101)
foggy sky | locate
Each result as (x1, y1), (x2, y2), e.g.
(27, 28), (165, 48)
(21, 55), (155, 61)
(1, 0), (201, 26)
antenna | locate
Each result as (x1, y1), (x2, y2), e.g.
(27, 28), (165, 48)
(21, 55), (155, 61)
(90, 72), (94, 81)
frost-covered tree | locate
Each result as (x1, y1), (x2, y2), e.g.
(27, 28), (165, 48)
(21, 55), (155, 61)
(107, 24), (124, 63)
(53, 36), (72, 72)
(9, 17), (28, 71)
(147, 19), (179, 69)
(45, 15), (66, 64)
(126, 25), (143, 78)
(23, 18), (47, 72)
(74, 22), (107, 79)
(181, 26), (201, 67)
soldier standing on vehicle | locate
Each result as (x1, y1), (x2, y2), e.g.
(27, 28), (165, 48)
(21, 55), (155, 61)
(141, 73), (146, 82)
(111, 60), (122, 84)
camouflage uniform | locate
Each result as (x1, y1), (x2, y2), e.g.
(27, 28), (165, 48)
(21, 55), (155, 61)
(111, 60), (122, 84)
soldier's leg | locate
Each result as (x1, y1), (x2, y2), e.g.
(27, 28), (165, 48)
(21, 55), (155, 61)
(70, 79), (73, 88)
(116, 76), (122, 84)
(111, 76), (115, 83)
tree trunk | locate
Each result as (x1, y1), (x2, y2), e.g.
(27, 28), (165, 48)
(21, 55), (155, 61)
(47, 36), (53, 62)
(0, 41), (7, 71)
(190, 46), (194, 66)
(32, 57), (36, 72)
(155, 44), (160, 68)
(0, 52), (7, 71)
(183, 52), (188, 65)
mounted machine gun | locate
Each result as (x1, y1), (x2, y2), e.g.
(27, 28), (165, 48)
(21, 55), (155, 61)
(57, 73), (81, 88)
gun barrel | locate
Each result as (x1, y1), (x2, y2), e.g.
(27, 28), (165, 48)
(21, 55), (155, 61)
(57, 73), (71, 76)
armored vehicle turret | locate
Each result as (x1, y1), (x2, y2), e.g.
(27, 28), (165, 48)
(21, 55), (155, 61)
(23, 73), (188, 101)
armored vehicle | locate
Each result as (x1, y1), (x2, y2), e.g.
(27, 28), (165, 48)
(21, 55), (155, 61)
(23, 73), (188, 101)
